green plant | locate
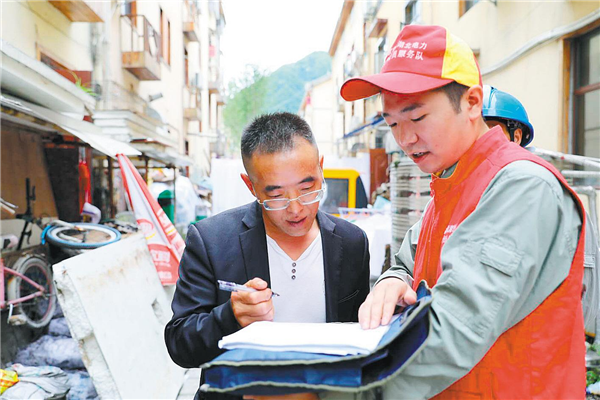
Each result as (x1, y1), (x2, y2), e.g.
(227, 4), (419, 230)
(69, 71), (97, 98)
(588, 369), (600, 387)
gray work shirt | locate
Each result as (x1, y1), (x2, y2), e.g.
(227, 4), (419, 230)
(583, 212), (600, 339)
(323, 159), (582, 400)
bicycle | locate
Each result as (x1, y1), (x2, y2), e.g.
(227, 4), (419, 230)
(1, 179), (122, 328)
(13, 180), (122, 252)
(0, 253), (55, 328)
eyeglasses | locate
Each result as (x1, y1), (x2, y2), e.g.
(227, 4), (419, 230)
(256, 187), (327, 211)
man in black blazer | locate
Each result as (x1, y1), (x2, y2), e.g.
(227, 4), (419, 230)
(165, 112), (370, 400)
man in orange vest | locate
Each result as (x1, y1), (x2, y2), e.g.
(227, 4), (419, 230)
(338, 25), (586, 399)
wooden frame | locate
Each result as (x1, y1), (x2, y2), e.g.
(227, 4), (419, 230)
(560, 39), (572, 154)
(329, 0), (355, 56)
(48, 0), (103, 23)
(459, 0), (480, 18)
(160, 8), (171, 66)
(562, 20), (600, 154)
(36, 44), (76, 72)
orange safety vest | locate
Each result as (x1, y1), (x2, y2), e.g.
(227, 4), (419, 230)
(413, 127), (586, 399)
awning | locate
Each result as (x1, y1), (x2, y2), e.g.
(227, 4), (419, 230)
(130, 139), (195, 167)
(1, 94), (141, 158)
(142, 149), (195, 168)
(63, 126), (143, 158)
(343, 116), (385, 139)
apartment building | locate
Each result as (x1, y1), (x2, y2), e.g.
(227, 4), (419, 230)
(94, 0), (226, 183)
(1, 0), (225, 224)
(298, 74), (337, 156)
(326, 0), (599, 158)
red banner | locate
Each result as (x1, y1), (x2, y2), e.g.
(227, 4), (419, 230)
(117, 154), (185, 285)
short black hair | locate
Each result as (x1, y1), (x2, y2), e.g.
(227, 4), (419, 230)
(241, 112), (317, 161)
(434, 82), (469, 113)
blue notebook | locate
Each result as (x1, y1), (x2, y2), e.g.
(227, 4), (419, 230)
(200, 281), (432, 396)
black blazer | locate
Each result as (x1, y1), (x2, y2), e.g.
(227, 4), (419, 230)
(164, 202), (370, 398)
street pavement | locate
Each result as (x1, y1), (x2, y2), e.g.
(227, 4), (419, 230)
(176, 368), (201, 399)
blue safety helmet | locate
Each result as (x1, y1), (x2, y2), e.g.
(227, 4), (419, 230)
(482, 85), (534, 147)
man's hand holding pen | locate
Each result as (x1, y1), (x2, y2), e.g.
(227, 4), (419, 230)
(230, 278), (275, 328)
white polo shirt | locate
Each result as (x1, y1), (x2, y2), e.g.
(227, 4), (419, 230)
(266, 233), (326, 323)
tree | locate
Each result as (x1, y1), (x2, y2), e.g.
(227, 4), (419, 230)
(223, 65), (269, 151)
(222, 53), (332, 153)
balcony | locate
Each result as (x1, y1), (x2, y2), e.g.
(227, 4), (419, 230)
(343, 50), (364, 80)
(182, 0), (200, 42)
(91, 80), (175, 146)
(93, 80), (150, 116)
(48, 0), (103, 22)
(184, 85), (202, 121)
(121, 15), (161, 81)
(208, 64), (221, 93)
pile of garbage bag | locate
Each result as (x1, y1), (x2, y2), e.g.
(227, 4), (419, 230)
(2, 307), (98, 399)
(0, 364), (69, 399)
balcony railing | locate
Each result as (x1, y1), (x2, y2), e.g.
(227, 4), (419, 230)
(208, 64), (221, 92)
(92, 80), (175, 144)
(182, 0), (200, 42)
(48, 0), (103, 22)
(209, 1), (220, 19)
(184, 85), (202, 121)
(121, 15), (161, 81)
(93, 80), (161, 122)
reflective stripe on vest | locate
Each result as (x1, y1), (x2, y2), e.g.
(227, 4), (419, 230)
(413, 126), (586, 399)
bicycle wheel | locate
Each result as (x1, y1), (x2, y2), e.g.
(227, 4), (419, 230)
(6, 254), (56, 329)
(44, 223), (121, 250)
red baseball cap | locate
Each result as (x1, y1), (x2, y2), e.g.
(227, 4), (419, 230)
(341, 25), (482, 101)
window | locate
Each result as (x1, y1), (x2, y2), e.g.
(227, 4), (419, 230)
(40, 52), (69, 73)
(375, 129), (386, 149)
(184, 47), (189, 86)
(160, 8), (171, 65)
(405, 0), (418, 25)
(573, 28), (600, 158)
(39, 52), (90, 88)
(321, 178), (349, 214)
(121, 0), (137, 27)
(160, 8), (164, 56)
(374, 36), (386, 73)
(459, 0), (480, 18)
(167, 20), (171, 64)
(121, 0), (136, 16)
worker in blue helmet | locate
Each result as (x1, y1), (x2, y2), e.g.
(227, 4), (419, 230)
(482, 85), (534, 147)
(483, 85), (600, 344)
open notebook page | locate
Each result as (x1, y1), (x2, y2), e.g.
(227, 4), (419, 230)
(219, 316), (399, 356)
